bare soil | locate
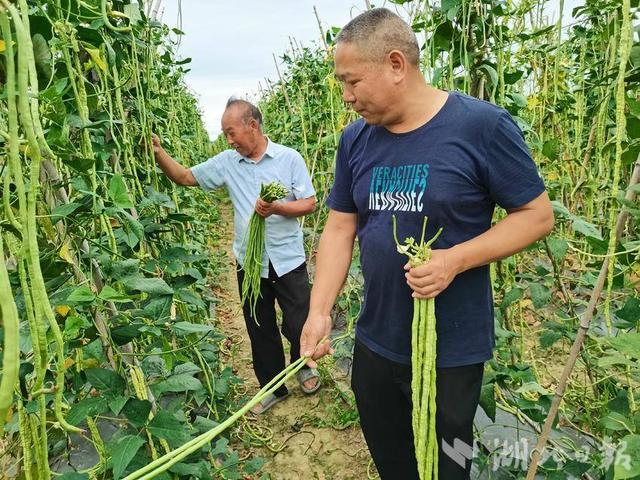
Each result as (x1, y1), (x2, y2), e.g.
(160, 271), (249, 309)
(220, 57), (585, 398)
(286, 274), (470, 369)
(213, 204), (375, 480)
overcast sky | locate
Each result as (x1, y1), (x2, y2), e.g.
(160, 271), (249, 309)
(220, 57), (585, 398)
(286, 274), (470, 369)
(161, 1), (365, 137)
(160, 1), (580, 138)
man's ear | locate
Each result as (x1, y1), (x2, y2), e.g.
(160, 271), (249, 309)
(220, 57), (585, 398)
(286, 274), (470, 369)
(388, 50), (407, 83)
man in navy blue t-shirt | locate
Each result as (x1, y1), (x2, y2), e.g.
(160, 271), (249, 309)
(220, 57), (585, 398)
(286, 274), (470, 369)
(300, 8), (554, 480)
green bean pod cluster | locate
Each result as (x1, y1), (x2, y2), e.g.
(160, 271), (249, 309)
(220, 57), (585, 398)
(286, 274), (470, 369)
(392, 215), (443, 480)
(241, 182), (289, 321)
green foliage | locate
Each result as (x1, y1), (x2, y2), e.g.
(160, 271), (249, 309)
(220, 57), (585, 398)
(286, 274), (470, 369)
(0, 1), (253, 478)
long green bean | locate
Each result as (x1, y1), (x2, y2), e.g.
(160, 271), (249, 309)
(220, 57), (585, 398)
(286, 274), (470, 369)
(0, 234), (19, 433)
(241, 181), (289, 321)
(392, 215), (442, 480)
(124, 355), (309, 480)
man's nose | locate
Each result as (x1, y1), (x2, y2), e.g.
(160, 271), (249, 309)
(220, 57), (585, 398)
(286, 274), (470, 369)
(342, 87), (355, 104)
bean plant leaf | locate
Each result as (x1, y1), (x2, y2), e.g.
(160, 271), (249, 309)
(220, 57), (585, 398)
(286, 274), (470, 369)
(122, 398), (152, 427)
(169, 462), (211, 478)
(98, 285), (132, 303)
(542, 138), (560, 160)
(547, 237), (568, 261)
(85, 368), (126, 396)
(630, 45), (640, 68)
(550, 200), (571, 217)
(616, 297), (640, 324)
(122, 276), (174, 295)
(479, 383), (496, 422)
(600, 412), (634, 432)
(123, 4), (143, 23)
(173, 321), (213, 336)
(539, 331), (562, 349)
(479, 63), (498, 86)
(32, 33), (52, 79)
(148, 410), (189, 441)
(109, 395), (129, 415)
(572, 218), (603, 241)
(529, 283), (551, 309)
(60, 474), (90, 480)
(66, 397), (108, 426)
(67, 286), (96, 304)
(604, 333), (640, 359)
(111, 435), (146, 480)
(85, 47), (107, 72)
(109, 174), (134, 208)
(153, 374), (203, 396)
(501, 287), (522, 309)
(51, 202), (82, 221)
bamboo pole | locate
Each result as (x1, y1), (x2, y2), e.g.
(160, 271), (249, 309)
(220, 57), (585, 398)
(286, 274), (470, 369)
(313, 5), (328, 50)
(273, 53), (295, 117)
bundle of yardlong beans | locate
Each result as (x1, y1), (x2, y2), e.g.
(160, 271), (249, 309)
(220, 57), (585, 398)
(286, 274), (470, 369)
(392, 215), (443, 480)
(123, 353), (316, 479)
(241, 182), (288, 321)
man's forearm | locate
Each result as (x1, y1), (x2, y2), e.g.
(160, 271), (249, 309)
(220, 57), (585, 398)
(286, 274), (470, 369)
(450, 195), (554, 275)
(155, 147), (191, 185)
(309, 219), (356, 316)
(276, 197), (316, 218)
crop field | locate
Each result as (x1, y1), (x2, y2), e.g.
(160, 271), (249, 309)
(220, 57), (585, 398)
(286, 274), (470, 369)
(0, 0), (638, 479)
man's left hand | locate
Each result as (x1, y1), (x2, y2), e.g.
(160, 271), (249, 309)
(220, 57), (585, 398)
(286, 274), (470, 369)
(255, 198), (281, 218)
(404, 249), (461, 299)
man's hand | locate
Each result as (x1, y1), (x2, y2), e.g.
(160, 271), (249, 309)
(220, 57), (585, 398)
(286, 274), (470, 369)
(300, 312), (333, 368)
(150, 134), (198, 186)
(151, 134), (162, 157)
(255, 198), (281, 218)
(404, 248), (461, 299)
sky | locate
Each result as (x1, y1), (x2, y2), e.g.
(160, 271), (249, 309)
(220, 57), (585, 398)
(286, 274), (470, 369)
(161, 1), (365, 137)
(159, 1), (581, 138)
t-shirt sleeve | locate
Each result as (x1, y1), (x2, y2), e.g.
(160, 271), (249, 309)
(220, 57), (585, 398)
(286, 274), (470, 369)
(290, 152), (316, 199)
(326, 132), (358, 213)
(190, 153), (226, 191)
(484, 112), (546, 209)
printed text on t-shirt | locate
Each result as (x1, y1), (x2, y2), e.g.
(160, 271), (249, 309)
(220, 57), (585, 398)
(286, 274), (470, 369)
(368, 163), (430, 212)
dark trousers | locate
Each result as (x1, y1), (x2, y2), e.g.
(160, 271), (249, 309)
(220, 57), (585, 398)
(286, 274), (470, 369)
(236, 261), (310, 398)
(351, 339), (483, 480)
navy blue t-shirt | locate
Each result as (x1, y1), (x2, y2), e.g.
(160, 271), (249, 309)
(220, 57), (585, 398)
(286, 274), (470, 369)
(326, 91), (546, 367)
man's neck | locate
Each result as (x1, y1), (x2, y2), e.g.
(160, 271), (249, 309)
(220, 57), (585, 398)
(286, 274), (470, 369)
(385, 83), (448, 134)
(247, 135), (269, 161)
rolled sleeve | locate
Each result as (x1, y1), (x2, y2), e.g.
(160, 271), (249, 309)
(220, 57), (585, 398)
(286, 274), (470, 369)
(190, 153), (227, 191)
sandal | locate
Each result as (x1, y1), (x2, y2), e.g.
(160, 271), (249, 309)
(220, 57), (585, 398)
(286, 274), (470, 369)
(251, 392), (289, 415)
(297, 367), (321, 394)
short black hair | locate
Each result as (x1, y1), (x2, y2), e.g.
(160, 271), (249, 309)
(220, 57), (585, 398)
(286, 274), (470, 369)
(336, 8), (420, 67)
(225, 97), (263, 126)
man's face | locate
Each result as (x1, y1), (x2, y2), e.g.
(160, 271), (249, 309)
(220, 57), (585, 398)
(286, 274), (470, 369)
(221, 109), (257, 157)
(334, 42), (395, 125)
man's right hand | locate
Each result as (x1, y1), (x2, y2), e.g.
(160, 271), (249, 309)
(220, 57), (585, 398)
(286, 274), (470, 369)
(300, 312), (333, 368)
(150, 134), (198, 186)
(151, 134), (162, 156)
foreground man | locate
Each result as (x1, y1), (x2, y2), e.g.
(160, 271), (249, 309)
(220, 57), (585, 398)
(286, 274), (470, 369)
(154, 98), (320, 413)
(300, 9), (553, 479)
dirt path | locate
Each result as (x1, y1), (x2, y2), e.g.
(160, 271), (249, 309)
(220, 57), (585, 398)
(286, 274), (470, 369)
(213, 203), (375, 480)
